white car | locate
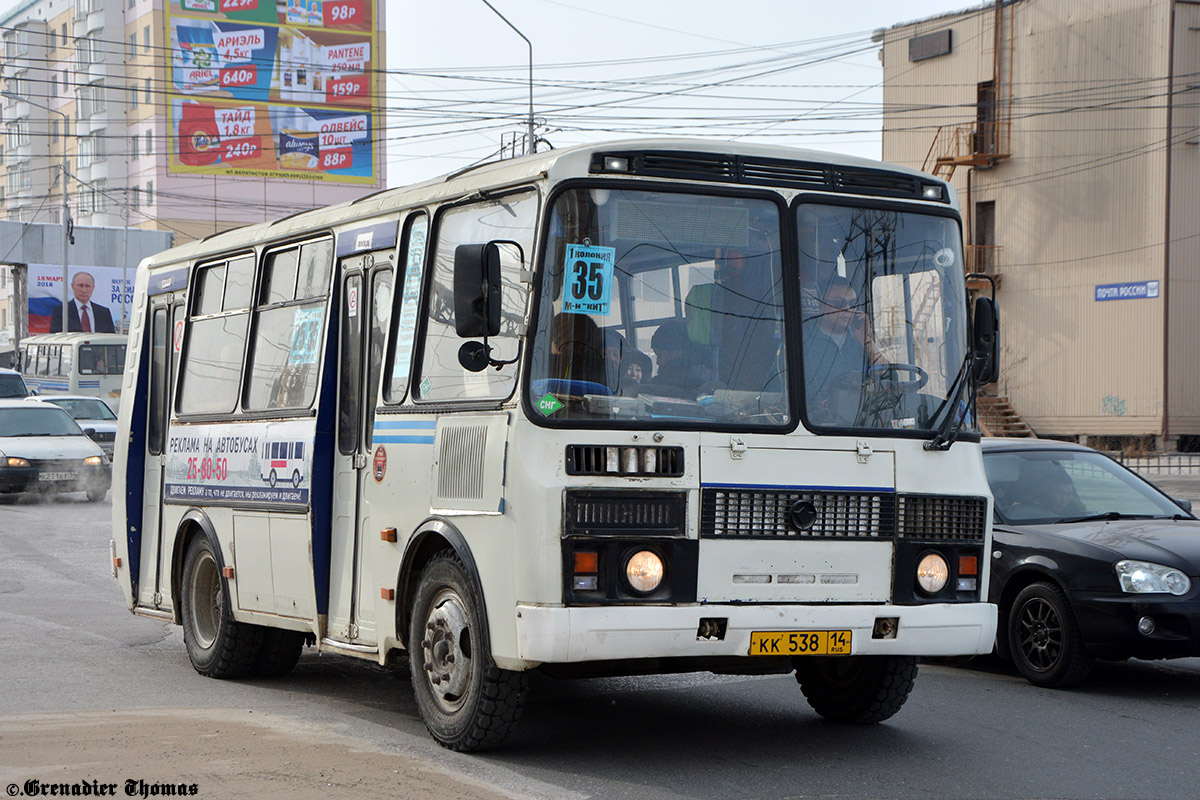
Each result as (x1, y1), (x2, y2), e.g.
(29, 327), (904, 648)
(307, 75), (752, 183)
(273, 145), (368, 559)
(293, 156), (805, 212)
(0, 399), (111, 501)
(24, 395), (118, 459)
(0, 367), (29, 399)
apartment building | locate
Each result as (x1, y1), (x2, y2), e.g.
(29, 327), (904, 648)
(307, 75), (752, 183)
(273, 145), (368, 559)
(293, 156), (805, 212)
(1, 0), (385, 242)
(879, 0), (1200, 449)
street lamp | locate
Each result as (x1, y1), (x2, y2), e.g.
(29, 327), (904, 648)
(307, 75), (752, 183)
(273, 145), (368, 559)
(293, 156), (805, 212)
(1, 90), (71, 334)
(479, 0), (536, 155)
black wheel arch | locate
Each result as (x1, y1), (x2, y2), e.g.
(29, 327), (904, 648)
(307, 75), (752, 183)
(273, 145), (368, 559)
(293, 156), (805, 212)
(170, 508), (228, 626)
(396, 517), (492, 655)
(994, 563), (1068, 660)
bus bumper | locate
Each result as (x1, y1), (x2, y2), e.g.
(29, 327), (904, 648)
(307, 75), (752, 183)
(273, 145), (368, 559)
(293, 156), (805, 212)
(514, 602), (997, 663)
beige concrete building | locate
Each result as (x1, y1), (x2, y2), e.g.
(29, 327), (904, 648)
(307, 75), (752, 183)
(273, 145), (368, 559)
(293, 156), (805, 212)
(879, 0), (1200, 449)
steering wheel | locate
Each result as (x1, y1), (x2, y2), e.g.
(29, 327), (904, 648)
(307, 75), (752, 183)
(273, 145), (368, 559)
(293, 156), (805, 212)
(868, 362), (928, 392)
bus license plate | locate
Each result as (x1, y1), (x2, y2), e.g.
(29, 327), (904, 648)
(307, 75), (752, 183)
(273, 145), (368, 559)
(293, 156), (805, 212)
(749, 630), (852, 656)
(38, 471), (77, 482)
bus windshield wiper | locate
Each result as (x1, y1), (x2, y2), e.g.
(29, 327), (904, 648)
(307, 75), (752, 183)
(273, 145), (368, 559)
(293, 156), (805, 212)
(924, 351), (973, 452)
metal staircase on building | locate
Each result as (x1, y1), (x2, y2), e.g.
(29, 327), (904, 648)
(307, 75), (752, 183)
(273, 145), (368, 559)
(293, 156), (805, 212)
(977, 395), (1036, 438)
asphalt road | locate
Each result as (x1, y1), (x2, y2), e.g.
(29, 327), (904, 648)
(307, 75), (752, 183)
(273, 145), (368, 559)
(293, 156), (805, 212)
(2, 489), (1199, 800)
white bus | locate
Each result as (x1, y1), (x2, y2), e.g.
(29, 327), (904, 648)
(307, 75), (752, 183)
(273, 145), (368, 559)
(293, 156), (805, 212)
(112, 139), (1001, 752)
(20, 332), (128, 410)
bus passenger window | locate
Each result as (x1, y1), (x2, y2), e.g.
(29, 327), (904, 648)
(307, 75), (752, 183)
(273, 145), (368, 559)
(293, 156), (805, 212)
(297, 239), (333, 298)
(224, 255), (255, 310)
(194, 264), (226, 315)
(262, 249), (299, 305)
(385, 214), (428, 403)
(244, 237), (331, 411)
(416, 192), (535, 403)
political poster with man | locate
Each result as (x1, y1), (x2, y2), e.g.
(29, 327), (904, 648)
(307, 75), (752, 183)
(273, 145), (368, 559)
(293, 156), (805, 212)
(28, 265), (133, 335)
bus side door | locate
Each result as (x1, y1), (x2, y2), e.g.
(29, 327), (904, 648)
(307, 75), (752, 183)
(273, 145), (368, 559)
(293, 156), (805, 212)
(139, 299), (184, 609)
(327, 251), (393, 644)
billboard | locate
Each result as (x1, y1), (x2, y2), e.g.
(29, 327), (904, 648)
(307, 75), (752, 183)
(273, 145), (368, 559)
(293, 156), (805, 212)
(165, 0), (379, 184)
(28, 265), (134, 335)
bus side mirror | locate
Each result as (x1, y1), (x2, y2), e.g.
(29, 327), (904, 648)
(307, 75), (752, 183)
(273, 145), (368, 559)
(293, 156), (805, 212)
(972, 296), (1000, 384)
(453, 243), (502, 338)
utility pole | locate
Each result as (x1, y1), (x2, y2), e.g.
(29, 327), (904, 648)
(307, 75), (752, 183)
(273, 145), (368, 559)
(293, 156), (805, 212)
(479, 0), (536, 155)
(2, 90), (70, 332)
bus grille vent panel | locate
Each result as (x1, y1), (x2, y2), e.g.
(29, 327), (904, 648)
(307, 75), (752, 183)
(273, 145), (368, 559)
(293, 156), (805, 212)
(437, 424), (488, 500)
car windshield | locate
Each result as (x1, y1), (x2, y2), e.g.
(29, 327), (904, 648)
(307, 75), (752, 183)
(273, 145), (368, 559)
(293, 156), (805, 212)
(528, 188), (788, 426)
(799, 203), (973, 433)
(46, 398), (117, 420)
(0, 374), (27, 398)
(984, 448), (1185, 524)
(0, 406), (85, 437)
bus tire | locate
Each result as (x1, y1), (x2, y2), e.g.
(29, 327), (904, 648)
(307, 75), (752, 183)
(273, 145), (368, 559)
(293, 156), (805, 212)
(409, 551), (527, 751)
(291, 469), (300, 489)
(269, 469), (277, 488)
(180, 535), (263, 678)
(251, 628), (306, 678)
(795, 655), (917, 724)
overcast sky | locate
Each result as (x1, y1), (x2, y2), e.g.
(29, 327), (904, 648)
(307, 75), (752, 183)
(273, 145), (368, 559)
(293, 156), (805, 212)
(388, 0), (981, 186)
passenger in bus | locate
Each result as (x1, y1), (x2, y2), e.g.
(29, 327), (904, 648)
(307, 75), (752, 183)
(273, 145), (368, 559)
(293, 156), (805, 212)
(803, 276), (883, 425)
(601, 328), (650, 395)
(641, 319), (709, 399)
(549, 313), (607, 390)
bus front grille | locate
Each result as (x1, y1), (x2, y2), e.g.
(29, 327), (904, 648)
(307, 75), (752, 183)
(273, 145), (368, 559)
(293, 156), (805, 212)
(700, 489), (988, 542)
(701, 488), (894, 539)
(896, 494), (988, 543)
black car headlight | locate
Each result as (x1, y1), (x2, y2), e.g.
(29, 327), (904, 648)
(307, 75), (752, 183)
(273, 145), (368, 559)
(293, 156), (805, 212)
(1116, 560), (1191, 596)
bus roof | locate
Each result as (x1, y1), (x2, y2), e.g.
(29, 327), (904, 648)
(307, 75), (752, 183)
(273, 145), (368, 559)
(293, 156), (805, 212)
(138, 138), (949, 274)
(20, 333), (128, 345)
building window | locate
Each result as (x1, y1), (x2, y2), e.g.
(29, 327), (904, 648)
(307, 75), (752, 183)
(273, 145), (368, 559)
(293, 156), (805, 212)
(6, 120), (31, 148)
(144, 77), (151, 104)
(130, 83), (138, 108)
(130, 135), (139, 158)
(143, 25), (150, 51)
(61, 69), (68, 91)
(144, 129), (152, 155)
(76, 83), (105, 118)
(76, 134), (105, 168)
(48, 29), (55, 50)
(128, 33), (136, 59)
(130, 185), (139, 210)
(145, 180), (153, 205)
(61, 24), (67, 41)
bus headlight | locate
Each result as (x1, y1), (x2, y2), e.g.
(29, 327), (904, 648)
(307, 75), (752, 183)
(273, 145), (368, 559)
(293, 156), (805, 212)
(916, 553), (950, 594)
(625, 550), (664, 594)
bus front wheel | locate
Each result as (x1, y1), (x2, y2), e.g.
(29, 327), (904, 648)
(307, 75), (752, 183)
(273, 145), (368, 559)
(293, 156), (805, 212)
(408, 551), (528, 751)
(795, 655), (917, 724)
(269, 469), (277, 488)
(180, 535), (263, 678)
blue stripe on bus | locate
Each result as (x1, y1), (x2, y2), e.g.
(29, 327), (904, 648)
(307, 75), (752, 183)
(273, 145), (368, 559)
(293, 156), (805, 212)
(373, 435), (435, 444)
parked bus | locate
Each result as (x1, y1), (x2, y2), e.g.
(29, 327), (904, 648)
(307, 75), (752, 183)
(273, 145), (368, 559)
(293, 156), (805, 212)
(112, 139), (1001, 751)
(19, 332), (127, 410)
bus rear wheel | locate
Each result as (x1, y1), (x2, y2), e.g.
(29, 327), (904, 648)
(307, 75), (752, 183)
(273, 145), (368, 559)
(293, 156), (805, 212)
(269, 469), (277, 488)
(181, 535), (263, 678)
(795, 655), (917, 724)
(408, 551), (527, 751)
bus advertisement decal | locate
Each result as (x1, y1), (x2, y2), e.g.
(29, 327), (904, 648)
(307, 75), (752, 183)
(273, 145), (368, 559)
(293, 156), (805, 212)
(163, 419), (314, 507)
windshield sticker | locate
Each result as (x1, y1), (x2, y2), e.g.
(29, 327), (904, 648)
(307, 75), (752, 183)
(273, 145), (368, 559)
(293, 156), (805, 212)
(562, 244), (615, 315)
(537, 394), (564, 416)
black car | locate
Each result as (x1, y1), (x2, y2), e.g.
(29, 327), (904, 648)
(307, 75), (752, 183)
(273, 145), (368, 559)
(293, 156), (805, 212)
(983, 438), (1199, 687)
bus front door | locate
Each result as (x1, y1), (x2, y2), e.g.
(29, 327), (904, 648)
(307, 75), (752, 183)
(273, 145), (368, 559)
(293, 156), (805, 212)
(327, 258), (393, 645)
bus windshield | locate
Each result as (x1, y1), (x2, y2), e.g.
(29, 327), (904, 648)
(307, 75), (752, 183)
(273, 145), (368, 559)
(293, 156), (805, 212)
(799, 203), (972, 433)
(529, 188), (788, 427)
(528, 188), (971, 434)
